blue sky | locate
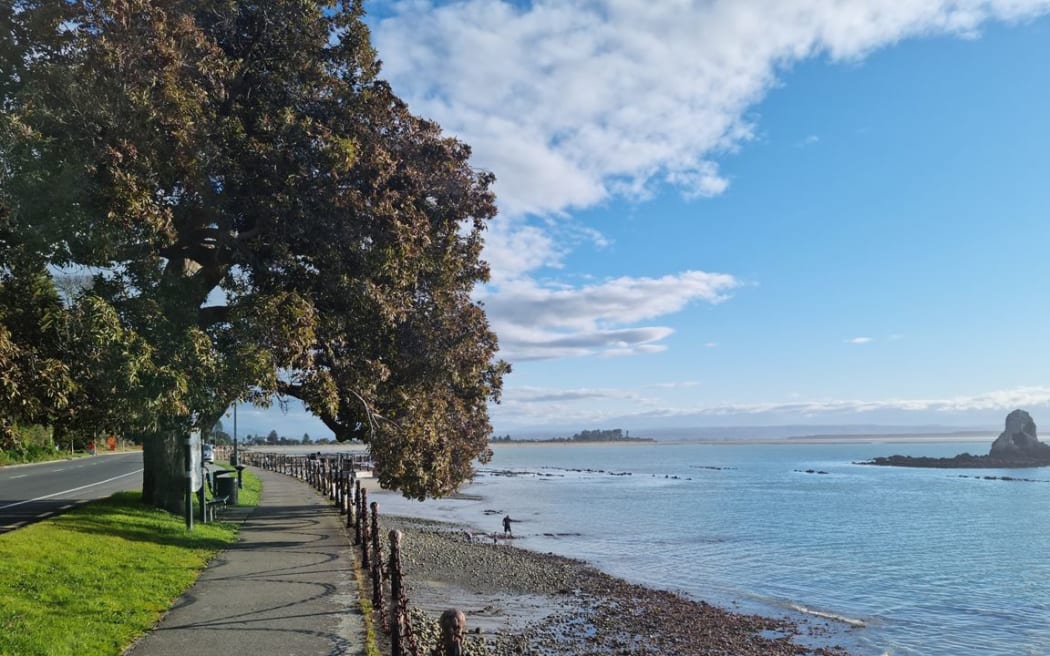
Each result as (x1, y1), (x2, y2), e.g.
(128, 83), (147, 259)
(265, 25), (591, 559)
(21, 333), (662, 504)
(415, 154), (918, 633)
(241, 1), (1050, 439)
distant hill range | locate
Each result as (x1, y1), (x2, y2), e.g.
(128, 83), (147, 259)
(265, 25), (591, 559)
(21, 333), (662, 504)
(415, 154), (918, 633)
(491, 428), (654, 443)
(500, 424), (994, 442)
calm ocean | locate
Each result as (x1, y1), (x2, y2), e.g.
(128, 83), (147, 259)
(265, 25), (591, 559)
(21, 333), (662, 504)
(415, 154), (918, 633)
(371, 440), (1050, 656)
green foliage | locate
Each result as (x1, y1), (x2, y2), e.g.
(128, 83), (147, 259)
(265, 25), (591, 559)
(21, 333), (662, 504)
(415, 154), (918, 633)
(0, 269), (74, 448)
(14, 423), (51, 447)
(494, 429), (653, 444)
(0, 424), (56, 465)
(571, 428), (626, 441)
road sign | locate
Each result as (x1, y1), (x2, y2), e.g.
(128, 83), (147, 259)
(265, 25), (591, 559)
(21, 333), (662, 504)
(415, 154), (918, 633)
(188, 431), (202, 492)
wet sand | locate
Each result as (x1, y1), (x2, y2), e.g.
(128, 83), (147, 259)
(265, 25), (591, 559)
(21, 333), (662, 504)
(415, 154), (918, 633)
(382, 515), (857, 656)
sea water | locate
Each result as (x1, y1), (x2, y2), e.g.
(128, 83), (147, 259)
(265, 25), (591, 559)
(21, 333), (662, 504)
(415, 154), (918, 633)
(370, 440), (1050, 655)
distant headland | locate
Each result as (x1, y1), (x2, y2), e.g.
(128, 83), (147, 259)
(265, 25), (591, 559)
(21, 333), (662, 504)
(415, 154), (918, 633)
(490, 428), (654, 443)
(861, 409), (1050, 468)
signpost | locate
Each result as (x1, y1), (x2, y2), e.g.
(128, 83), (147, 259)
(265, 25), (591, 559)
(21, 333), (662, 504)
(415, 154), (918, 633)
(185, 431), (202, 530)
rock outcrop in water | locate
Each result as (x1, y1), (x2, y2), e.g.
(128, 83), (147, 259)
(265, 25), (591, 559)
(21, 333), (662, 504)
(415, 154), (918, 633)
(864, 409), (1050, 468)
(989, 409), (1044, 458)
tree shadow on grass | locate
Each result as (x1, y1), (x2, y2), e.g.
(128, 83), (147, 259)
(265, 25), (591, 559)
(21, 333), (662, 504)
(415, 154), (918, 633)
(55, 491), (235, 550)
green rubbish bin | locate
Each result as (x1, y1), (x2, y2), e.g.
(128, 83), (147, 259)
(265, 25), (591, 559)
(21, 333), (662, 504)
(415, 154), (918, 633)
(215, 474), (238, 505)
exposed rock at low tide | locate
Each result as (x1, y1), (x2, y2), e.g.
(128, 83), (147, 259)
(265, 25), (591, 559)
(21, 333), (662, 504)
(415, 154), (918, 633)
(989, 409), (1048, 459)
(862, 410), (1050, 469)
(382, 515), (855, 656)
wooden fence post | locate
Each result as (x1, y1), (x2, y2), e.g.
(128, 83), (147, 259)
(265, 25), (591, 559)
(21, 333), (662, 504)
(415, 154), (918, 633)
(388, 529), (421, 656)
(369, 501), (386, 627)
(359, 488), (369, 569)
(439, 609), (466, 656)
(346, 472), (356, 529)
(329, 460), (337, 500)
(338, 468), (346, 515)
(389, 530), (404, 656)
(354, 480), (363, 544)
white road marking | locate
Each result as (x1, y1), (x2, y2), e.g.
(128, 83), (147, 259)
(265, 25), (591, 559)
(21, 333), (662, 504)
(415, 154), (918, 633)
(0, 469), (143, 511)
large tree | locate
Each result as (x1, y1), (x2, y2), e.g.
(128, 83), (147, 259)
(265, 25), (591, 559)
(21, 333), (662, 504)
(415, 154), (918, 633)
(2, 0), (506, 508)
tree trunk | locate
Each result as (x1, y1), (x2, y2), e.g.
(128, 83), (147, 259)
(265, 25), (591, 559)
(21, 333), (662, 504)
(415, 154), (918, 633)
(142, 428), (187, 514)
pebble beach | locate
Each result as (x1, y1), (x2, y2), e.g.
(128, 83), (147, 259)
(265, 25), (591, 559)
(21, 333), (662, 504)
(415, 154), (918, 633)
(382, 515), (856, 656)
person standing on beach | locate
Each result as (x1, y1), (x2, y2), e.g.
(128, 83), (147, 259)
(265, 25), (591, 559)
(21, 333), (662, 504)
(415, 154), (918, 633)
(503, 514), (512, 536)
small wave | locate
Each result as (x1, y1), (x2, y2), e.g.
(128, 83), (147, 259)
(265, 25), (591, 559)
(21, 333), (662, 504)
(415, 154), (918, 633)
(790, 604), (867, 627)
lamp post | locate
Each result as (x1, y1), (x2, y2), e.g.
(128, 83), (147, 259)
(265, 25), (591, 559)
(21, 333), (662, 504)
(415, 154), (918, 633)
(232, 402), (245, 489)
(232, 402), (238, 466)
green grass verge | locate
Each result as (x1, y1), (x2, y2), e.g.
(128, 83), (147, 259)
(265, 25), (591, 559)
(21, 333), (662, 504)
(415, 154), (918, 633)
(0, 449), (96, 466)
(0, 469), (261, 656)
(356, 571), (384, 656)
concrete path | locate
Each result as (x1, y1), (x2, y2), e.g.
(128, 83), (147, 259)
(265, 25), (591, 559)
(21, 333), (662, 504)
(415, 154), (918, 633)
(125, 468), (366, 656)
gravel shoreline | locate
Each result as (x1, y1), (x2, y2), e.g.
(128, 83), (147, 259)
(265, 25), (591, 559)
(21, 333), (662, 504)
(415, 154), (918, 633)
(381, 514), (857, 656)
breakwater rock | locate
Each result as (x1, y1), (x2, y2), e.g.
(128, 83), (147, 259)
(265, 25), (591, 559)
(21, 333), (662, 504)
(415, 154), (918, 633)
(862, 410), (1050, 469)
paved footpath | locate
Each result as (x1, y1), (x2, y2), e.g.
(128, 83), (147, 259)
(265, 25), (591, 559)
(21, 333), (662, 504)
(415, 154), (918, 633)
(125, 468), (367, 656)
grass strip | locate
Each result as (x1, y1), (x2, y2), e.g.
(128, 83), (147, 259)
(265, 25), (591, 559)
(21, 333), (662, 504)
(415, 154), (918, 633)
(0, 469), (261, 656)
(355, 566), (384, 656)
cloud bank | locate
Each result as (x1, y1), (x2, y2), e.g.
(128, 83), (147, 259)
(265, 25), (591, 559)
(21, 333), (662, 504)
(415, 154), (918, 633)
(493, 385), (1050, 432)
(371, 1), (1050, 364)
(374, 0), (1050, 217)
(480, 270), (740, 359)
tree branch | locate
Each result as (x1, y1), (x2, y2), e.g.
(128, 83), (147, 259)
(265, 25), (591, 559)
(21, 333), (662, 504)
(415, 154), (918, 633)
(277, 379), (399, 442)
(197, 305), (230, 328)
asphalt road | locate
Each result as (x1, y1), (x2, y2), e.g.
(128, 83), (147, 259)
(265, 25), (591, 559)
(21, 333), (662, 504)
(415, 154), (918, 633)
(0, 451), (144, 533)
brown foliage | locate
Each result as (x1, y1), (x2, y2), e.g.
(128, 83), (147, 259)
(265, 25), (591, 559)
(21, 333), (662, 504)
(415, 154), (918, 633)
(3, 0), (506, 500)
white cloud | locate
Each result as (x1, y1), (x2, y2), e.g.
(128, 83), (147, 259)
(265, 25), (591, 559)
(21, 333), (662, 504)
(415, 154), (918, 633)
(847, 336), (873, 344)
(495, 384), (661, 427)
(485, 271), (738, 329)
(648, 381), (702, 390)
(481, 218), (566, 284)
(497, 324), (673, 361)
(371, 0), (1050, 366)
(373, 0), (1050, 219)
(491, 385), (1050, 431)
(480, 214), (614, 286)
(643, 386), (1050, 419)
(480, 270), (740, 360)
(510, 386), (647, 404)
(602, 343), (668, 358)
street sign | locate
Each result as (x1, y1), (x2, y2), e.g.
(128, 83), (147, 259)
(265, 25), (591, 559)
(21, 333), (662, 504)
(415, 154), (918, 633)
(188, 431), (202, 492)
